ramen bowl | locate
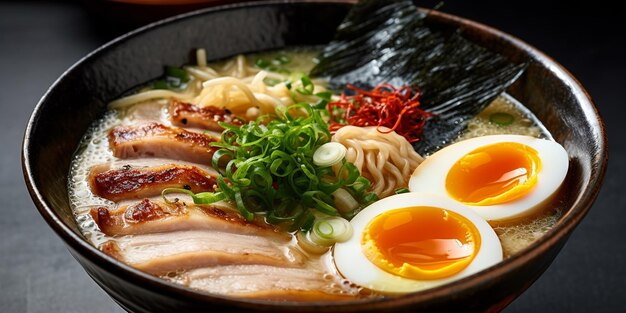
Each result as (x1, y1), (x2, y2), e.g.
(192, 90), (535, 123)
(22, 1), (607, 312)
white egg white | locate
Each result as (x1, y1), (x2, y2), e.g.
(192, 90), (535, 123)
(409, 135), (568, 221)
(333, 192), (502, 294)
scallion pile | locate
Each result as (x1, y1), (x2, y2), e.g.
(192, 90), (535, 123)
(163, 102), (377, 234)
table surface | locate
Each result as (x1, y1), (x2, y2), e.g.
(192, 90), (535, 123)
(1, 1), (624, 312)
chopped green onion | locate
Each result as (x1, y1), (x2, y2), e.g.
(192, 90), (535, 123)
(255, 58), (271, 69)
(165, 66), (189, 83)
(165, 103), (375, 226)
(291, 209), (315, 232)
(161, 188), (226, 204)
(489, 112), (515, 126)
(153, 66), (190, 90)
(349, 176), (371, 194)
(296, 231), (330, 254)
(362, 193), (379, 206)
(315, 221), (335, 239)
(234, 190), (254, 221)
(310, 217), (353, 246)
(296, 76), (315, 95)
(332, 188), (359, 213)
(256, 56), (291, 73)
(313, 142), (347, 167)
(312, 99), (328, 110)
(153, 80), (169, 90)
(395, 187), (410, 194)
(161, 102), (377, 228)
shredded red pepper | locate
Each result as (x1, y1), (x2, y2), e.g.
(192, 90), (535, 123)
(328, 84), (432, 143)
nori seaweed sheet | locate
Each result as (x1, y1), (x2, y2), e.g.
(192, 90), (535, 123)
(310, 0), (527, 155)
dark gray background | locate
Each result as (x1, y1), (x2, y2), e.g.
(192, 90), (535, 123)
(1, 1), (624, 312)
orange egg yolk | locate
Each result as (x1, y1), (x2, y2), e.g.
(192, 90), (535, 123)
(362, 206), (481, 280)
(446, 142), (541, 206)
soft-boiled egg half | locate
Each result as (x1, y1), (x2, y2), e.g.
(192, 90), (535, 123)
(409, 135), (568, 221)
(333, 193), (502, 293)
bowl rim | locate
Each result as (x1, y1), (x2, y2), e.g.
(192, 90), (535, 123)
(22, 0), (608, 310)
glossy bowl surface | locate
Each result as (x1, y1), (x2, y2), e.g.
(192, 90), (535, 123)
(22, 1), (607, 312)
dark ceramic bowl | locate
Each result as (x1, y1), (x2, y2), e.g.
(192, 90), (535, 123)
(22, 1), (607, 312)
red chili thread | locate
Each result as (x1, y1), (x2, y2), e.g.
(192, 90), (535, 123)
(328, 84), (432, 143)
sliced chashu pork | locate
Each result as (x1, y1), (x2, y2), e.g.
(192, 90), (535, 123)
(89, 164), (217, 202)
(100, 230), (303, 275)
(182, 265), (358, 301)
(90, 199), (279, 237)
(109, 122), (218, 164)
(169, 99), (244, 131)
